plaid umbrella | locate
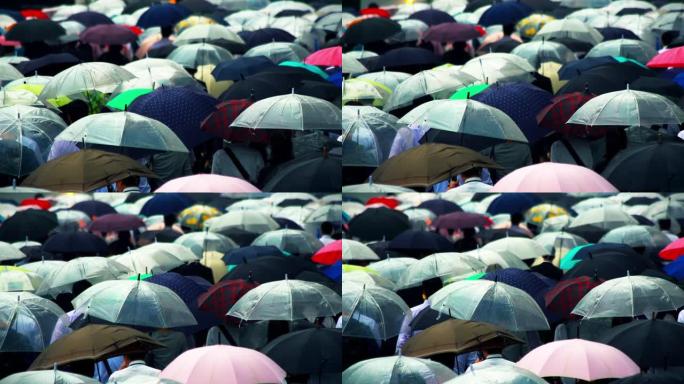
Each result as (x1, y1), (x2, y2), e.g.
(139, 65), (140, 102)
(536, 92), (597, 136)
(200, 99), (268, 143)
(197, 279), (258, 319)
(544, 276), (604, 319)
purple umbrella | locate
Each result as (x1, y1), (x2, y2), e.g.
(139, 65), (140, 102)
(422, 22), (484, 43)
(433, 212), (493, 230)
(67, 11), (113, 27)
(80, 24), (138, 45)
(88, 213), (145, 232)
(408, 9), (455, 26)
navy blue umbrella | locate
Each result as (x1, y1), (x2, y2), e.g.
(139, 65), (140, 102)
(71, 200), (116, 218)
(478, 2), (533, 27)
(139, 193), (194, 217)
(472, 82), (553, 143)
(371, 47), (442, 72)
(417, 199), (462, 216)
(597, 27), (640, 41)
(147, 272), (220, 331)
(66, 11), (112, 27)
(558, 56), (619, 80)
(408, 9), (455, 26)
(321, 260), (341, 281)
(129, 86), (216, 148)
(211, 56), (277, 81)
(238, 28), (296, 48)
(387, 229), (454, 258)
(0, 8), (24, 22)
(136, 4), (191, 28)
(42, 232), (109, 258)
(272, 217), (303, 230)
(482, 268), (553, 302)
(486, 193), (542, 215)
(15, 53), (81, 76)
(222, 245), (284, 265)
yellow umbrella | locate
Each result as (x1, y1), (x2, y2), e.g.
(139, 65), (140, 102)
(517, 14), (555, 40)
(175, 16), (216, 34)
(525, 203), (569, 225)
(538, 61), (566, 94)
(194, 64), (233, 98)
(343, 78), (392, 107)
(200, 250), (229, 283)
(342, 264), (378, 274)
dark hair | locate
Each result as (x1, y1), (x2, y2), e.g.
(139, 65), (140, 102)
(161, 25), (174, 38)
(462, 227), (476, 237)
(461, 167), (481, 179)
(502, 24), (515, 36)
(368, 2), (379, 7)
(320, 221), (334, 235)
(662, 31), (679, 47)
(421, 277), (442, 298)
(658, 219), (671, 231)
(126, 351), (148, 361)
(121, 175), (140, 187)
(511, 212), (524, 226)
(163, 213), (176, 228)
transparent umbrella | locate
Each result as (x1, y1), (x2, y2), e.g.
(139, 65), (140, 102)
(341, 239), (379, 262)
(305, 204), (342, 224)
(447, 363), (547, 384)
(0, 241), (26, 263)
(244, 42), (309, 64)
(367, 257), (418, 284)
(567, 88), (684, 127)
(174, 24), (245, 46)
(35, 257), (131, 298)
(20, 260), (66, 279)
(533, 19), (603, 47)
(0, 291), (64, 352)
(251, 228), (323, 256)
(342, 79), (384, 105)
(120, 58), (198, 90)
(72, 280), (197, 328)
(341, 116), (391, 167)
(599, 225), (672, 249)
(358, 70), (412, 92)
(534, 231), (588, 262)
(231, 93), (341, 131)
(0, 267), (42, 292)
(0, 63), (23, 84)
(482, 237), (548, 261)
(398, 252), (487, 289)
(343, 356), (456, 384)
(111, 243), (199, 275)
(384, 68), (479, 112)
(341, 282), (410, 340)
(511, 40), (577, 69)
(227, 279), (341, 321)
(0, 89), (38, 107)
(569, 205), (638, 231)
(572, 275), (684, 318)
(430, 280), (550, 331)
(207, 210), (279, 234)
(174, 231), (239, 258)
(586, 38), (657, 64)
(167, 42), (233, 69)
(464, 249), (530, 270)
(0, 369), (100, 384)
(343, 271), (396, 290)
(460, 53), (535, 84)
(342, 53), (368, 74)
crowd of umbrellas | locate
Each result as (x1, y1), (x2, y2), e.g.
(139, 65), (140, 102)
(0, 192), (343, 383)
(341, 191), (684, 383)
(341, 0), (684, 193)
(0, 0), (342, 194)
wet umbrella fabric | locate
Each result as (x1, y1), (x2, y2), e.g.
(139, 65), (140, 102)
(260, 327), (341, 375)
(0, 209), (57, 243)
(479, 2), (533, 27)
(347, 207), (411, 242)
(341, 18), (401, 46)
(80, 24), (137, 45)
(599, 319), (684, 369)
(222, 256), (317, 284)
(602, 141), (684, 192)
(136, 4), (191, 28)
(0, 291), (64, 352)
(5, 19), (65, 43)
(42, 232), (108, 257)
(262, 154), (341, 193)
(71, 200), (115, 218)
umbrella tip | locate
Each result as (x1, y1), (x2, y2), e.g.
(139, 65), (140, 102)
(368, 175), (373, 186)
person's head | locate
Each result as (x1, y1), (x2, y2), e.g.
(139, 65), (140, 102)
(461, 167), (481, 180)
(462, 227), (476, 238)
(123, 351), (147, 364)
(658, 219), (671, 231)
(115, 175), (140, 192)
(480, 347), (503, 359)
(502, 24), (515, 36)
(368, 2), (379, 8)
(108, 44), (123, 53)
(161, 25), (174, 38)
(662, 31), (679, 47)
(320, 221), (334, 236)
(510, 212), (524, 226)
(163, 213), (176, 228)
(59, 100), (90, 125)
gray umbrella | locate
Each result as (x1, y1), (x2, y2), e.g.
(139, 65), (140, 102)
(533, 19), (603, 47)
(384, 68), (479, 112)
(232, 93), (341, 131)
(460, 53), (535, 84)
(511, 40), (577, 69)
(167, 42), (233, 69)
(585, 38), (657, 64)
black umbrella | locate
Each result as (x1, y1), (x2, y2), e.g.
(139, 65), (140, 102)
(610, 371), (684, 384)
(239, 28), (295, 49)
(42, 232), (109, 258)
(0, 209), (58, 243)
(5, 19), (65, 43)
(272, 217), (303, 230)
(138, 229), (182, 244)
(478, 37), (521, 54)
(347, 207), (411, 242)
(221, 256), (317, 283)
(365, 241), (404, 260)
(341, 17), (401, 46)
(295, 270), (340, 294)
(387, 229), (454, 258)
(15, 53), (81, 76)
(417, 200), (462, 216)
(408, 9), (455, 26)
(260, 328), (341, 375)
(66, 11), (113, 27)
(222, 245), (284, 265)
(630, 77), (684, 101)
(262, 153), (341, 193)
(369, 47), (442, 72)
(559, 58), (653, 81)
(177, 0), (217, 14)
(480, 228), (530, 243)
(71, 200), (116, 218)
(602, 141), (684, 193)
(597, 27), (641, 41)
(562, 244), (653, 280)
(212, 56), (276, 81)
(599, 319), (684, 369)
(409, 307), (450, 330)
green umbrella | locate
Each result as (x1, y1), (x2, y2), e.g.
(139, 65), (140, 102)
(106, 88), (153, 110)
(613, 55), (648, 68)
(279, 61), (328, 79)
(560, 243), (593, 271)
(449, 83), (490, 100)
(127, 273), (153, 280)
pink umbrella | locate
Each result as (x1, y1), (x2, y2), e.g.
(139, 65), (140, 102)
(491, 163), (618, 193)
(155, 174), (260, 193)
(304, 46), (341, 67)
(160, 345), (286, 384)
(647, 47), (684, 68)
(517, 339), (639, 381)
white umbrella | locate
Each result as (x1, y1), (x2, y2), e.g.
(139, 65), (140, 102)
(35, 257), (131, 298)
(482, 237), (548, 260)
(460, 53), (535, 84)
(112, 243), (199, 275)
(244, 42), (309, 64)
(342, 282), (411, 340)
(167, 43), (233, 69)
(341, 239), (379, 261)
(231, 93), (341, 131)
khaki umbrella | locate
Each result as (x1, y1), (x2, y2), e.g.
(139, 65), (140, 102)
(22, 149), (157, 192)
(29, 324), (163, 370)
(371, 143), (501, 187)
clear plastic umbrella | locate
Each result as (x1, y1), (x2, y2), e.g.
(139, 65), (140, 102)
(120, 58), (198, 91)
(251, 228), (323, 256)
(384, 68), (479, 112)
(174, 24), (245, 46)
(0, 89), (39, 107)
(342, 79), (384, 105)
(343, 106), (398, 132)
(243, 42), (309, 64)
(269, 16), (313, 39)
(464, 249), (530, 270)
(533, 19), (603, 47)
(0, 241), (26, 263)
(358, 71), (412, 92)
(0, 267), (43, 292)
(35, 257), (131, 298)
(231, 93), (341, 131)
(367, 257), (418, 284)
(343, 271), (396, 291)
(534, 231), (588, 261)
(0, 63), (23, 83)
(111, 243), (199, 275)
(511, 40), (577, 69)
(447, 363), (547, 384)
(340, 239), (379, 262)
(599, 225), (672, 249)
(341, 116), (393, 167)
(341, 282), (411, 340)
(38, 62), (135, 108)
(398, 252), (487, 289)
(207, 210), (279, 234)
(342, 54), (368, 74)
(0, 291), (64, 352)
(482, 237), (548, 261)
(174, 231), (239, 258)
(20, 260), (66, 279)
(54, 111), (188, 157)
(305, 204), (342, 224)
(167, 43), (234, 69)
(72, 280), (197, 328)
(585, 39), (657, 65)
(568, 205), (638, 231)
(572, 275), (684, 318)
(0, 369), (100, 384)
(430, 280), (550, 331)
(343, 355), (456, 384)
(273, 206), (314, 227)
(460, 53), (535, 84)
(227, 279), (341, 321)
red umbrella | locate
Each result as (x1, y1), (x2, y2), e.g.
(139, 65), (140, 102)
(88, 213), (145, 232)
(544, 276), (604, 319)
(200, 100), (269, 143)
(80, 24), (138, 45)
(21, 9), (49, 20)
(647, 47), (684, 68)
(659, 238), (684, 261)
(311, 240), (341, 265)
(198, 279), (258, 319)
(19, 198), (51, 210)
(366, 196), (399, 209)
(304, 46), (341, 67)
(537, 92), (602, 137)
(360, 7), (390, 18)
(422, 22), (485, 43)
(433, 212), (492, 230)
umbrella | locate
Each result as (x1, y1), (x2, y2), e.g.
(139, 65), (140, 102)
(487, 193), (542, 215)
(5, 19), (65, 43)
(660, 238), (684, 261)
(533, 19), (603, 50)
(460, 53), (536, 84)
(136, 3), (191, 28)
(72, 280), (197, 328)
(343, 356), (455, 384)
(586, 38), (656, 64)
(562, 246), (651, 279)
(222, 256), (316, 284)
(0, 209), (58, 242)
(347, 207), (411, 242)
(211, 56), (276, 81)
(569, 205), (638, 233)
(511, 41), (577, 69)
(599, 319), (684, 369)
(35, 256), (129, 298)
(239, 28), (295, 49)
(384, 68), (478, 112)
(409, 9), (455, 27)
(341, 17), (401, 46)
(572, 275), (684, 318)
(479, 2), (533, 26)
(231, 93), (340, 131)
(140, 194), (194, 217)
(387, 230), (454, 258)
(429, 279), (550, 331)
(312, 240), (342, 265)
(367, 258), (417, 284)
(88, 214), (144, 233)
(422, 22), (483, 43)
(481, 269), (553, 300)
(611, 372), (684, 384)
(222, 246), (284, 265)
(14, 55), (80, 78)
(55, 112), (188, 157)
(251, 228), (323, 256)
(113, 242), (198, 274)
(479, 37), (523, 54)
(602, 141), (684, 192)
(0, 266), (43, 292)
(168, 43), (233, 69)
(536, 92), (595, 136)
(482, 237), (550, 261)
(121, 58), (198, 90)
(0, 291), (63, 352)
(343, 271), (396, 291)
(369, 47), (443, 72)
(262, 153), (342, 193)
(22, 149), (157, 192)
(341, 282), (411, 340)
(399, 99), (528, 149)
(491, 163), (618, 193)
(544, 276), (604, 319)
(305, 45), (341, 67)
(339, 240), (379, 262)
(197, 279), (258, 319)
(106, 89), (153, 111)
(243, 42), (309, 64)
(261, 327), (340, 375)
(517, 339), (639, 381)
(160, 345), (285, 384)
(599, 225), (671, 248)
(0, 104), (67, 162)
(208, 210), (278, 235)
(28, 324), (162, 370)
(398, 252), (486, 289)
(433, 212), (492, 230)
(41, 232), (109, 258)
(174, 232), (237, 258)
(0, 242), (25, 263)
(0, 370), (98, 384)
(342, 54), (368, 75)
(175, 24), (244, 48)
(465, 249), (531, 270)
(155, 174), (259, 193)
(79, 24), (137, 46)
(71, 200), (115, 218)
(647, 46), (684, 68)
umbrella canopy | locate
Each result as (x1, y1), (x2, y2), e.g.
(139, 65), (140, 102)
(599, 225), (672, 248)
(305, 45), (341, 67)
(262, 154), (341, 193)
(41, 232), (108, 258)
(251, 228), (323, 256)
(155, 174), (260, 193)
(231, 93), (340, 131)
(511, 40), (577, 69)
(28, 324), (162, 370)
(572, 275), (684, 318)
(387, 230), (454, 258)
(482, 237), (550, 261)
(0, 291), (63, 352)
(422, 22), (484, 43)
(80, 24), (137, 45)
(35, 256), (129, 297)
(647, 46), (684, 68)
(342, 54), (368, 75)
(602, 141), (684, 192)
(533, 18), (603, 50)
(167, 43), (234, 69)
(342, 282), (410, 340)
(492, 163), (618, 193)
(0, 209), (58, 243)
(660, 238), (684, 261)
(516, 339), (639, 381)
(5, 19), (66, 43)
(113, 242), (198, 274)
(122, 58), (198, 90)
(398, 252), (486, 289)
(343, 355), (455, 384)
(136, 4), (191, 28)
(544, 276), (604, 319)
(347, 206), (411, 242)
(89, 213), (144, 233)
(536, 91), (595, 135)
(208, 210), (279, 235)
(0, 370), (98, 384)
(586, 38), (657, 64)
(243, 42), (309, 64)
(340, 239), (379, 262)
(174, 232), (238, 258)
(261, 327), (340, 375)
(160, 345), (286, 384)
(341, 17), (401, 46)
(600, 319), (684, 369)
(72, 279), (197, 328)
(383, 68), (478, 112)
(22, 149), (157, 192)
(461, 53), (536, 84)
(433, 212), (492, 230)
(479, 2), (533, 26)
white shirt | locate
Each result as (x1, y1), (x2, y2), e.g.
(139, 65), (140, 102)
(107, 361), (160, 384)
(450, 177), (493, 193)
(395, 300), (431, 354)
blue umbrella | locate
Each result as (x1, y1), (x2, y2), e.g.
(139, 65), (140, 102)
(67, 11), (112, 27)
(371, 47), (442, 72)
(417, 199), (462, 216)
(408, 9), (455, 26)
(140, 193), (194, 217)
(388, 229), (454, 257)
(272, 217), (303, 230)
(238, 28), (295, 49)
(211, 56), (276, 81)
(597, 27), (640, 42)
(222, 245), (284, 265)
(71, 200), (116, 218)
(478, 2), (533, 27)
(665, 257), (684, 281)
(486, 193), (542, 215)
(129, 86), (216, 148)
(558, 56), (618, 80)
(136, 4), (191, 28)
(482, 268), (553, 301)
(473, 82), (553, 143)
(321, 260), (341, 281)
